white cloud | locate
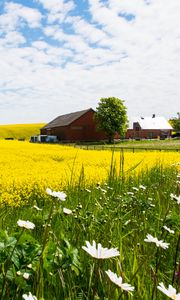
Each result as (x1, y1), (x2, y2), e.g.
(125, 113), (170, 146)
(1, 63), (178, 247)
(36, 0), (75, 23)
(0, 0), (180, 124)
(0, 2), (42, 31)
(0, 31), (26, 47)
(108, 0), (147, 15)
(44, 25), (90, 54)
(66, 16), (109, 45)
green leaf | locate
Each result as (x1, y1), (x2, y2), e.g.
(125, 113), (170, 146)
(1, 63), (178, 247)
(5, 236), (17, 248)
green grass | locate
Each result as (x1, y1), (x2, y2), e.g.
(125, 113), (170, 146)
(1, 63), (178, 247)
(0, 123), (45, 140)
(115, 138), (180, 149)
(77, 138), (180, 151)
(0, 161), (179, 299)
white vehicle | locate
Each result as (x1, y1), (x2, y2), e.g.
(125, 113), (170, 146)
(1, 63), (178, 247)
(30, 135), (58, 143)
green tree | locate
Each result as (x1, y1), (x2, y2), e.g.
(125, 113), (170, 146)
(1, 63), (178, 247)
(95, 97), (129, 143)
(169, 112), (180, 132)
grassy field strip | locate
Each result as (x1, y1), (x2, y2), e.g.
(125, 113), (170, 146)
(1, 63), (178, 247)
(76, 138), (180, 150)
(76, 145), (180, 152)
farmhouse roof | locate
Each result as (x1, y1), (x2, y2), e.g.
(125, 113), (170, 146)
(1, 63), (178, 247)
(42, 108), (94, 129)
(135, 116), (173, 130)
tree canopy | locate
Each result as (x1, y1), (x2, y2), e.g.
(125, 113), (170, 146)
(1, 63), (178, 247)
(95, 97), (129, 143)
(169, 112), (180, 132)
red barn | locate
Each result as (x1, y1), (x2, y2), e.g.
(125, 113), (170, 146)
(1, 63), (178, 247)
(40, 108), (110, 142)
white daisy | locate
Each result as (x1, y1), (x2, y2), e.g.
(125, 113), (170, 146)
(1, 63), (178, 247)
(27, 264), (32, 269)
(139, 185), (146, 190)
(46, 188), (66, 201)
(82, 240), (120, 259)
(157, 282), (180, 299)
(105, 270), (134, 293)
(17, 220), (35, 230)
(23, 272), (30, 280)
(132, 187), (139, 191)
(163, 226), (175, 234)
(22, 292), (37, 300)
(16, 271), (21, 276)
(127, 192), (134, 196)
(144, 234), (169, 249)
(170, 194), (180, 205)
(63, 207), (72, 215)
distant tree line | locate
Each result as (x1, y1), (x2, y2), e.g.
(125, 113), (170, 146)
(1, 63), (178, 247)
(169, 112), (180, 132)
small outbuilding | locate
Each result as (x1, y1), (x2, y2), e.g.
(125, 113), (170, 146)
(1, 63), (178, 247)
(40, 108), (109, 142)
(126, 115), (173, 139)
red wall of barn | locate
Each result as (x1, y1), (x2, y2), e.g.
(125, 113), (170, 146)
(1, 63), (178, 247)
(126, 129), (172, 139)
(41, 110), (116, 142)
(69, 110), (107, 141)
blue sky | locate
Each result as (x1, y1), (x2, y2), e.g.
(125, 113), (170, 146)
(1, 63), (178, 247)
(0, 0), (180, 124)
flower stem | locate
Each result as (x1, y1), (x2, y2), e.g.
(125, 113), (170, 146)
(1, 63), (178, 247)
(172, 233), (180, 285)
(87, 262), (95, 299)
(36, 200), (54, 299)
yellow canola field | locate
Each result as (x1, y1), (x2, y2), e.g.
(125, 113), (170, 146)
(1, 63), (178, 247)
(0, 140), (179, 206)
(0, 123), (45, 140)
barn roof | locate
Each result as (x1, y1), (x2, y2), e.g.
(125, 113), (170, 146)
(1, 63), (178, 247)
(135, 116), (172, 130)
(42, 108), (94, 129)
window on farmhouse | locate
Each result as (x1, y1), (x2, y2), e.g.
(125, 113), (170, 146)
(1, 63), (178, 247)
(71, 126), (83, 130)
(47, 129), (52, 134)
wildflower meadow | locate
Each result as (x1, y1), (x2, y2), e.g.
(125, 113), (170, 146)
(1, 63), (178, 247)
(0, 140), (179, 299)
